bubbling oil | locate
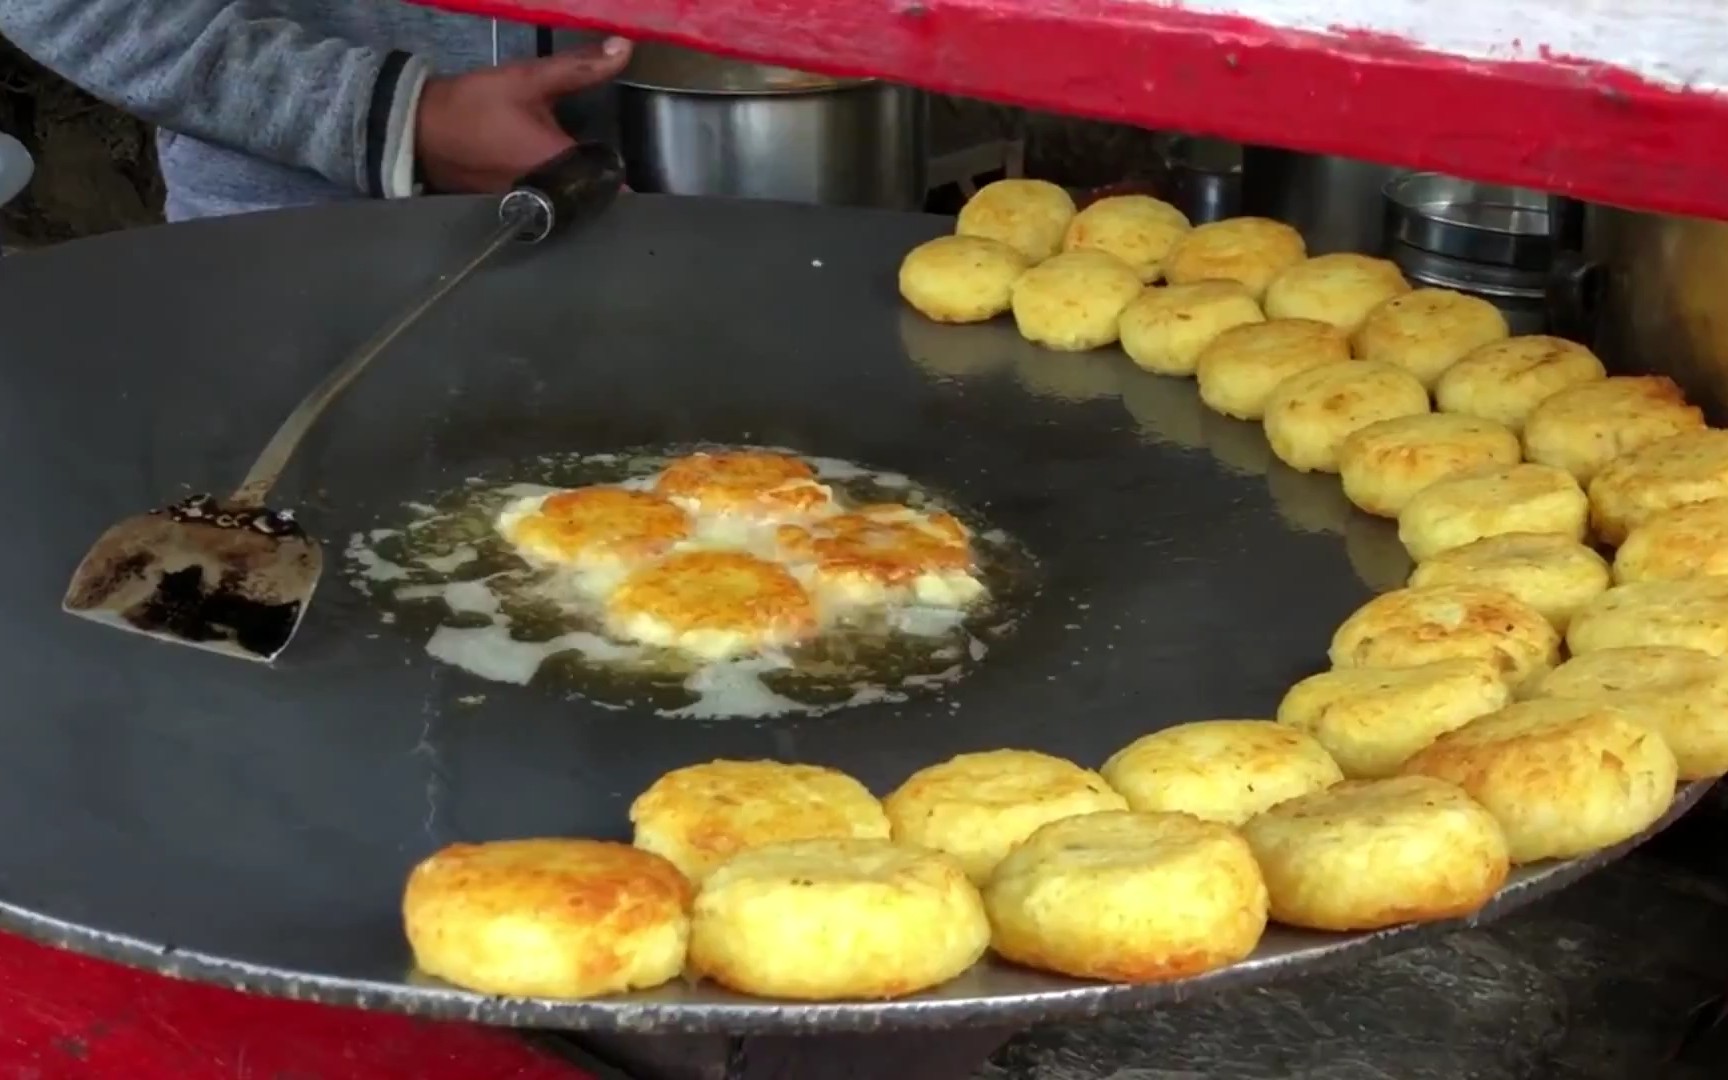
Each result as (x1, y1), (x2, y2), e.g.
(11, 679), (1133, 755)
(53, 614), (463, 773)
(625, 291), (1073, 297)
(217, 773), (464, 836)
(343, 446), (1036, 718)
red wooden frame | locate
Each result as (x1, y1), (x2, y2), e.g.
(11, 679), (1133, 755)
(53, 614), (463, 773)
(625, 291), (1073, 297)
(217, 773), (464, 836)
(0, 932), (590, 1079)
(408, 0), (1728, 221)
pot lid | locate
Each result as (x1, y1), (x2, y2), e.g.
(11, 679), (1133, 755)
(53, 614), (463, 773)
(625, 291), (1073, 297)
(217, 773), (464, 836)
(618, 42), (873, 95)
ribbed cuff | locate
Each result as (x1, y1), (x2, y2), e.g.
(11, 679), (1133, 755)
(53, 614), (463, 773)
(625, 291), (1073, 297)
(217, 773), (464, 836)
(363, 51), (430, 199)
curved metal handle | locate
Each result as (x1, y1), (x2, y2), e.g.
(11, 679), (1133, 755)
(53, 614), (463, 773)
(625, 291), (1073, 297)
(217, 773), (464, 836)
(231, 144), (626, 506)
(1546, 249), (1606, 345)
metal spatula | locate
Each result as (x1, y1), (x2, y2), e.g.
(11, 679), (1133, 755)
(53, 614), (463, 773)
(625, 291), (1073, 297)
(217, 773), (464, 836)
(62, 143), (626, 662)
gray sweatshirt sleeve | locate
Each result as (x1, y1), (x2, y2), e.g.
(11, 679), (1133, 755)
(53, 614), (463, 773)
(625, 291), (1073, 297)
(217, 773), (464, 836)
(0, 3), (429, 197)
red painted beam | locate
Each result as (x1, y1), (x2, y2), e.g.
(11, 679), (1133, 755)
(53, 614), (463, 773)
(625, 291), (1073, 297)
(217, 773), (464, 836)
(0, 933), (591, 1080)
(407, 0), (1728, 222)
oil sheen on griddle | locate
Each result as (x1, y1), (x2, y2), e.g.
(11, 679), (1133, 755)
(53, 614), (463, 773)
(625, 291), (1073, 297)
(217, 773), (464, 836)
(344, 447), (1035, 719)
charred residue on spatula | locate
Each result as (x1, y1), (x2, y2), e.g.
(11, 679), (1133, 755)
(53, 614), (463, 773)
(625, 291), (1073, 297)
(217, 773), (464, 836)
(128, 563), (303, 657)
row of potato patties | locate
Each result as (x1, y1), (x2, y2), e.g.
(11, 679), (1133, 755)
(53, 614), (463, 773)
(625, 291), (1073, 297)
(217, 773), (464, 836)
(895, 179), (1728, 576)
(401, 688), (1692, 1007)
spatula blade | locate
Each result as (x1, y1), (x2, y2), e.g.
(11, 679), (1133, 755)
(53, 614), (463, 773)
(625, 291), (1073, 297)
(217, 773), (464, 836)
(62, 496), (323, 662)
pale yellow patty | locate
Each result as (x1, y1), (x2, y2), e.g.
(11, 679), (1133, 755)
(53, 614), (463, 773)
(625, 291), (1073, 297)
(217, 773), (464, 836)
(883, 749), (1127, 885)
(1329, 583), (1560, 691)
(402, 839), (693, 1000)
(1408, 532), (1611, 633)
(1352, 288), (1510, 388)
(1532, 645), (1727, 699)
(1263, 253), (1411, 333)
(1162, 216), (1306, 299)
(629, 760), (891, 883)
(1100, 719), (1342, 826)
(1588, 429), (1728, 546)
(687, 838), (989, 1001)
(1567, 577), (1728, 658)
(1337, 413), (1522, 519)
(1116, 281), (1265, 376)
(1523, 375), (1705, 485)
(1277, 658), (1512, 779)
(1397, 463), (1588, 563)
(1400, 699), (1678, 863)
(1262, 360), (1431, 474)
(1615, 497), (1728, 584)
(1527, 646), (1728, 780)
(897, 235), (1032, 324)
(1061, 194), (1192, 282)
(1434, 335), (1606, 432)
(1241, 776), (1509, 931)
(1009, 250), (1145, 352)
(955, 178), (1076, 261)
(1195, 318), (1352, 421)
(985, 811), (1268, 981)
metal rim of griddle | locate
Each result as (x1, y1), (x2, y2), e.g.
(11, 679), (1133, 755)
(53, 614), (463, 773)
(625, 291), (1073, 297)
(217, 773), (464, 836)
(0, 193), (1711, 1037)
(0, 786), (1706, 1034)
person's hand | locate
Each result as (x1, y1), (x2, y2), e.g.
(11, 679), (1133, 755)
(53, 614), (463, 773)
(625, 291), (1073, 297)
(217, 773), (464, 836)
(415, 37), (632, 194)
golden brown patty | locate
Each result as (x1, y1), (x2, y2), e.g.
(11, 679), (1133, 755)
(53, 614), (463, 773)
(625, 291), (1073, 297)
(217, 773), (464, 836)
(1400, 699), (1677, 862)
(1009, 250), (1145, 352)
(1262, 253), (1410, 332)
(777, 503), (978, 606)
(1262, 360), (1431, 474)
(1567, 577), (1728, 658)
(605, 551), (818, 659)
(1351, 287), (1510, 388)
(629, 759), (892, 882)
(500, 486), (692, 569)
(1397, 463), (1588, 563)
(1241, 776), (1508, 930)
(1061, 194), (1192, 282)
(883, 749), (1128, 885)
(1276, 658), (1512, 779)
(1588, 429), (1728, 546)
(1329, 583), (1560, 691)
(1614, 497), (1728, 584)
(1117, 281), (1265, 376)
(403, 838), (692, 999)
(1528, 646), (1728, 780)
(1522, 376), (1705, 484)
(655, 451), (833, 518)
(1433, 335), (1606, 432)
(954, 178), (1077, 261)
(686, 838), (990, 1000)
(1162, 217), (1307, 299)
(1336, 413), (1522, 519)
(1195, 317), (1352, 421)
(1100, 719), (1342, 825)
(985, 810), (1268, 981)
(897, 235), (1031, 324)
(1407, 532), (1611, 632)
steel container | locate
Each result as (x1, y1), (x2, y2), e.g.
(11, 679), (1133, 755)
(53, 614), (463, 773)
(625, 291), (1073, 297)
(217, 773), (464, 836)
(617, 44), (927, 210)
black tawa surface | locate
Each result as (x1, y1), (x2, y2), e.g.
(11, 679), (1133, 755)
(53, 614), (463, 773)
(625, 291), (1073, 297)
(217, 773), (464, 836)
(0, 195), (1705, 1034)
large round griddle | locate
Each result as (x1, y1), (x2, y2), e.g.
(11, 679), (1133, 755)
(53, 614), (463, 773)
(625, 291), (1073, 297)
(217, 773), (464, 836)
(0, 195), (1708, 1034)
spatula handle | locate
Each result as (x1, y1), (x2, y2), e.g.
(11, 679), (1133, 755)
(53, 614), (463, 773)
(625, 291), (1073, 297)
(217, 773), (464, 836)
(228, 145), (625, 507)
(500, 142), (626, 244)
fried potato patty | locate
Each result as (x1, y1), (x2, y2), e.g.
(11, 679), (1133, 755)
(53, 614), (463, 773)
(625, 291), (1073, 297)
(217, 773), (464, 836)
(630, 759), (891, 882)
(605, 551), (818, 659)
(884, 749), (1128, 885)
(403, 838), (692, 999)
(985, 810), (1268, 981)
(687, 838), (989, 1000)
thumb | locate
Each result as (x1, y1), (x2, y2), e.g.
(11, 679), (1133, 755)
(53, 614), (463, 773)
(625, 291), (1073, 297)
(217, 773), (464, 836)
(519, 37), (634, 99)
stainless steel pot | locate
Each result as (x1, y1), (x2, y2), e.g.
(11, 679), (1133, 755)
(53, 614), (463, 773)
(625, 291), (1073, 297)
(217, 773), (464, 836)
(1241, 148), (1406, 255)
(1570, 208), (1728, 417)
(617, 45), (928, 210)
